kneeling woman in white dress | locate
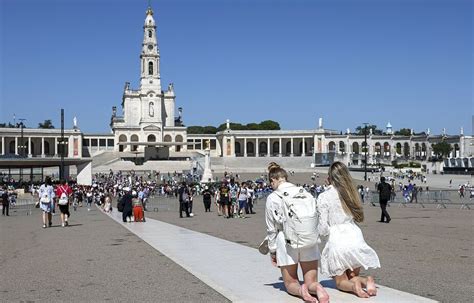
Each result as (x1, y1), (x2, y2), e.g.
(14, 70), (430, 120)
(265, 162), (329, 303)
(317, 161), (380, 298)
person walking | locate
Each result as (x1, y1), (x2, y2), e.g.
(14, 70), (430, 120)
(38, 176), (55, 228)
(265, 162), (329, 303)
(317, 162), (380, 298)
(202, 186), (212, 212)
(377, 177), (392, 223)
(1, 186), (9, 216)
(237, 182), (248, 218)
(121, 189), (133, 223)
(178, 182), (190, 218)
(219, 183), (230, 218)
(56, 180), (72, 227)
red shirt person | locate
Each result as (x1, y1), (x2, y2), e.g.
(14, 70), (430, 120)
(55, 181), (73, 227)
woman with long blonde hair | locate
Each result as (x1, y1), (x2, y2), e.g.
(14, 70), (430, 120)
(317, 161), (380, 298)
(265, 162), (329, 303)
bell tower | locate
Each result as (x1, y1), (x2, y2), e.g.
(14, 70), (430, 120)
(140, 6), (161, 92)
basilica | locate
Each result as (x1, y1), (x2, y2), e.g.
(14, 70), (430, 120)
(0, 5), (472, 176)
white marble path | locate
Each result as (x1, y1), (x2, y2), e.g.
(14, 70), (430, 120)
(108, 211), (437, 303)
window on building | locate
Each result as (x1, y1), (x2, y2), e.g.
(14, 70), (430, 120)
(148, 30), (152, 38)
(91, 139), (98, 147)
(148, 62), (153, 75)
(83, 139), (90, 147)
(99, 139), (106, 147)
(210, 139), (216, 150)
(107, 139), (114, 147)
(187, 139), (194, 150)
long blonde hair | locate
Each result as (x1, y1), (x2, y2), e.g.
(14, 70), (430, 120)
(328, 161), (364, 222)
(267, 162), (288, 182)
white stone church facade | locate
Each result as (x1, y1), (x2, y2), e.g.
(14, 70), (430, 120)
(110, 7), (186, 153)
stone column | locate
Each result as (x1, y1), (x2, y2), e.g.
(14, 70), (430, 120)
(256, 138), (259, 157)
(15, 137), (18, 155)
(1, 137), (4, 155)
(267, 138), (270, 157)
(28, 137), (32, 157)
(244, 138), (247, 157)
(54, 137), (58, 156)
(279, 138), (282, 157)
(302, 138), (306, 157)
(290, 138), (294, 157)
(41, 137), (45, 157)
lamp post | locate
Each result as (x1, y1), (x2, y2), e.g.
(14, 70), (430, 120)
(18, 119), (26, 158)
(60, 109), (65, 180)
(363, 123), (369, 181)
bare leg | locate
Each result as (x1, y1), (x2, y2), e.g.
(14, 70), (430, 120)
(281, 264), (316, 302)
(300, 260), (329, 303)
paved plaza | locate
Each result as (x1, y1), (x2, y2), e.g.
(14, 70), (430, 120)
(1, 171), (473, 302)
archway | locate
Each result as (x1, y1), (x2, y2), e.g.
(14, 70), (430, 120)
(118, 135), (127, 152)
(374, 142), (381, 156)
(383, 142), (390, 157)
(147, 134), (156, 148)
(175, 135), (183, 152)
(235, 142), (241, 155)
(272, 141), (280, 156)
(328, 141), (336, 153)
(259, 142), (268, 156)
(286, 141), (292, 156)
(339, 141), (346, 154)
(247, 141), (255, 156)
(396, 143), (402, 155)
(9, 141), (15, 154)
(352, 142), (359, 154)
(403, 142), (410, 157)
(130, 134), (139, 152)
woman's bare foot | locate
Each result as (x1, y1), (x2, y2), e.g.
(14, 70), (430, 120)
(352, 280), (370, 298)
(366, 276), (377, 296)
(299, 284), (318, 303)
(315, 283), (329, 303)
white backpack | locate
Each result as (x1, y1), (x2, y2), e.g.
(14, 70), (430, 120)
(58, 186), (69, 205)
(276, 186), (318, 249)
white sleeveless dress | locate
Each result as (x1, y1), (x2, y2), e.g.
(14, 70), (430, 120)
(317, 185), (380, 276)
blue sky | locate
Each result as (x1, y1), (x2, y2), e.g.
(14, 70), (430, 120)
(1, 0), (472, 134)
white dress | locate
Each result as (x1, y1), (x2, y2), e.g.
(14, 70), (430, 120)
(317, 185), (380, 276)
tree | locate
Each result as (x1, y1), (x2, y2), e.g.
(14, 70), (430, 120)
(394, 128), (412, 136)
(38, 119), (55, 129)
(187, 126), (218, 134)
(187, 126), (204, 134)
(431, 141), (453, 159)
(258, 120), (280, 130)
(355, 124), (382, 135)
(246, 123), (260, 130)
(0, 122), (16, 128)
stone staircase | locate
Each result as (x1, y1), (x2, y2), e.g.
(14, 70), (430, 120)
(93, 159), (192, 174)
(210, 156), (315, 173)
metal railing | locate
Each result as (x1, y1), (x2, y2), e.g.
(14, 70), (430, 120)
(6, 198), (36, 215)
(369, 190), (472, 210)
